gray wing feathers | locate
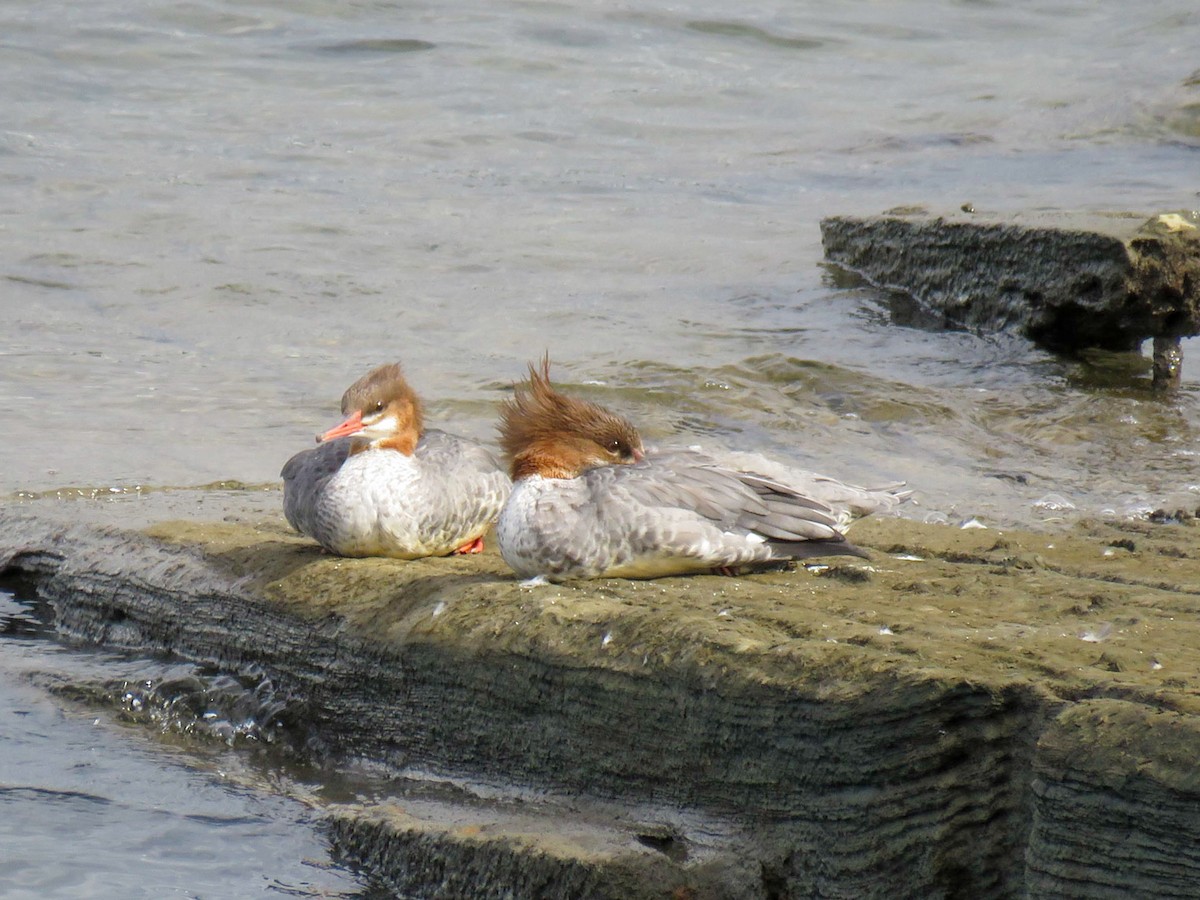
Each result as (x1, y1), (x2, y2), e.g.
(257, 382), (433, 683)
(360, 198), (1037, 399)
(587, 454), (858, 561)
(687, 448), (910, 522)
(417, 429), (498, 473)
(631, 468), (759, 528)
(414, 430), (511, 530)
(281, 438), (352, 536)
(615, 455), (844, 536)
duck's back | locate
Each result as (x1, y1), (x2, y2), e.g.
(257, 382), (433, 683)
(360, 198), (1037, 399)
(498, 454), (866, 580)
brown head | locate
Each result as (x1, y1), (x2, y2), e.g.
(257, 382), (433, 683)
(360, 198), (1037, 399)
(318, 362), (424, 455)
(499, 357), (645, 480)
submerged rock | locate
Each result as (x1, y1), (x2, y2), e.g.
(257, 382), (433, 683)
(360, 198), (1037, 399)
(1, 507), (1198, 897)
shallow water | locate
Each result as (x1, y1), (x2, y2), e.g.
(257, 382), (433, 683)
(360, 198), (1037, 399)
(2, 0), (1199, 889)
(0, 586), (369, 899)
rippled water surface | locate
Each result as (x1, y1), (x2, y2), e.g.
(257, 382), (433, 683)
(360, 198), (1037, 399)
(3, 0), (1199, 526)
(2, 0), (1199, 891)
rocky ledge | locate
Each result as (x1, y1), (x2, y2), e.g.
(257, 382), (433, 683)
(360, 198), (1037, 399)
(1, 507), (1197, 898)
(820, 210), (1200, 388)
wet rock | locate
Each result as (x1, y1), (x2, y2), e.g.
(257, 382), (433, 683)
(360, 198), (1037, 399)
(1, 508), (1198, 897)
(820, 210), (1200, 388)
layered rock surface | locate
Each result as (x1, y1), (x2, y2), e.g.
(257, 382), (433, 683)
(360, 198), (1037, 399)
(820, 210), (1200, 387)
(1, 507), (1197, 898)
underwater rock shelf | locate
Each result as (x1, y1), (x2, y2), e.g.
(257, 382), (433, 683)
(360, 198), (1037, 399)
(1, 508), (1198, 898)
(820, 210), (1200, 388)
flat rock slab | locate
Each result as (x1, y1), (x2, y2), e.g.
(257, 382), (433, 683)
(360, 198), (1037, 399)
(1, 507), (1198, 898)
(324, 801), (752, 900)
(820, 211), (1200, 384)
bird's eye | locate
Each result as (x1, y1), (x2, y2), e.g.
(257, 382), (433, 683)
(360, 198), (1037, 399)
(373, 401), (384, 413)
(605, 439), (625, 455)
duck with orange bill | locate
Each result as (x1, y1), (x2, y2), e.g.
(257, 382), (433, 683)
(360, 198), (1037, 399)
(495, 358), (908, 581)
(282, 363), (510, 559)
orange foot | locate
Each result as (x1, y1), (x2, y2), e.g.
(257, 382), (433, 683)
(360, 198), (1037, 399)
(453, 535), (485, 555)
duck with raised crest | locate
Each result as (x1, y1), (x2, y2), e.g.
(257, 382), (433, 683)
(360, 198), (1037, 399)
(282, 363), (510, 558)
(495, 359), (904, 581)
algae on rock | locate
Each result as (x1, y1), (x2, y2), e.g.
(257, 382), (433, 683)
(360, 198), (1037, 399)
(1, 508), (1198, 897)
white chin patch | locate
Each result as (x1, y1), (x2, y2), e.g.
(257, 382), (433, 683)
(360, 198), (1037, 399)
(360, 415), (398, 439)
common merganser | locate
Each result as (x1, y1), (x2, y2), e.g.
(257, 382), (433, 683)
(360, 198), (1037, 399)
(495, 359), (905, 581)
(282, 363), (510, 558)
